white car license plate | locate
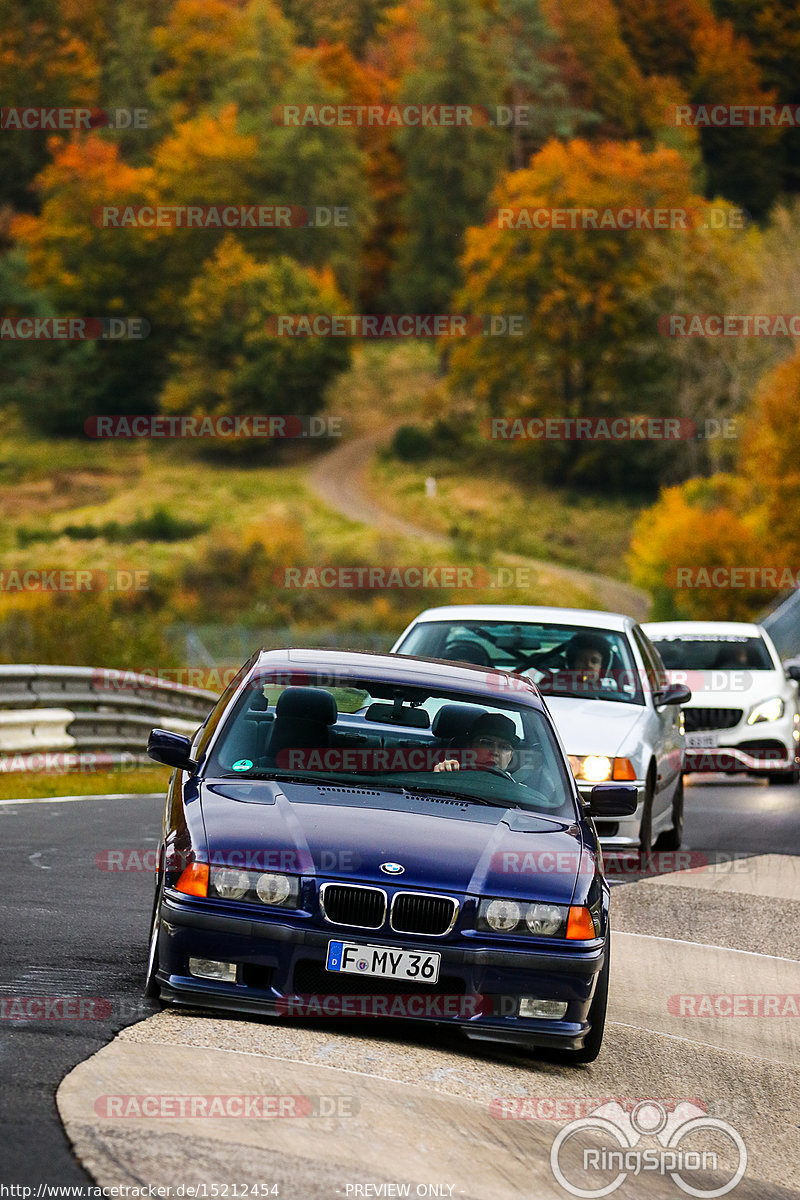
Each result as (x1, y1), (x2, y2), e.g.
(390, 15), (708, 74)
(686, 733), (717, 749)
(326, 940), (440, 984)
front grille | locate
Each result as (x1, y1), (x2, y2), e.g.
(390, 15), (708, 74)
(320, 883), (386, 929)
(684, 707), (742, 731)
(292, 959), (465, 997)
(390, 892), (458, 935)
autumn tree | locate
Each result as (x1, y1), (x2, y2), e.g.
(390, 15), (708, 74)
(0, 0), (98, 210)
(278, 0), (394, 56)
(541, 0), (651, 139)
(628, 474), (773, 619)
(10, 137), (165, 425)
(159, 237), (351, 456)
(151, 0), (245, 124)
(713, 0), (800, 194)
(739, 350), (800, 565)
(636, 209), (773, 478)
(447, 138), (736, 488)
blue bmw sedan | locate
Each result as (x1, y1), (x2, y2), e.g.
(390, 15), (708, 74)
(145, 649), (636, 1062)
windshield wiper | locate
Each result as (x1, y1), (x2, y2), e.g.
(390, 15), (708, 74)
(216, 771), (364, 786)
(215, 772), (518, 808)
(399, 784), (516, 810)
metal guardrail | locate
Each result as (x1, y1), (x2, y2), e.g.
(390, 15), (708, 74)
(0, 665), (219, 772)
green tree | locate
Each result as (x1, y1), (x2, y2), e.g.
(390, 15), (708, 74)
(0, 246), (97, 434)
(159, 237), (351, 455)
(390, 0), (508, 312)
(492, 0), (596, 168)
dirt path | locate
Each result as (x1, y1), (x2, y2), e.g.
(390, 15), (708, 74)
(308, 430), (651, 619)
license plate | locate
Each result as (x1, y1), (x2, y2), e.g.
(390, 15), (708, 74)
(686, 733), (717, 749)
(326, 940), (441, 984)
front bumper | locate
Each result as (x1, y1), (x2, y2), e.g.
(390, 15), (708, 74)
(155, 892), (606, 1051)
(683, 704), (799, 776)
(684, 733), (797, 775)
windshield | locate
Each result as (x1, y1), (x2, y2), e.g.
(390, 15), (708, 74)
(397, 621), (644, 705)
(649, 634), (774, 671)
(205, 672), (578, 818)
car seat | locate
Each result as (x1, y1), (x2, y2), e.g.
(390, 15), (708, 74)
(264, 686), (338, 766)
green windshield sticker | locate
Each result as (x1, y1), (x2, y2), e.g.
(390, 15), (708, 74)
(232, 759), (253, 771)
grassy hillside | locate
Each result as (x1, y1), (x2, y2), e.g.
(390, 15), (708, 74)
(0, 346), (646, 673)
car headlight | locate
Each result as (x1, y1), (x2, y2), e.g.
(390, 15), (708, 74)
(569, 755), (636, 782)
(747, 697), (784, 725)
(478, 898), (568, 937)
(212, 868), (250, 900)
(209, 867), (299, 908)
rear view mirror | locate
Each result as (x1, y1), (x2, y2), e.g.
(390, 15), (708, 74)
(654, 683), (692, 707)
(783, 662), (800, 684)
(586, 784), (638, 817)
(147, 728), (198, 772)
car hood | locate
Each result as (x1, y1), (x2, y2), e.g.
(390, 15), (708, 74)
(198, 779), (589, 904)
(543, 697), (645, 757)
(670, 671), (788, 710)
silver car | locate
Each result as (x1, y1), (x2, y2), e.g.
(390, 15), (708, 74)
(392, 604), (690, 850)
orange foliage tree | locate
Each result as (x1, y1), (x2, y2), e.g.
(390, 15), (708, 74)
(739, 349), (800, 566)
(628, 474), (774, 619)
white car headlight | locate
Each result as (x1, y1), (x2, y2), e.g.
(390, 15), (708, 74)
(484, 898), (522, 931)
(255, 872), (293, 905)
(747, 697), (784, 725)
(478, 898), (568, 937)
(211, 868), (250, 900)
(210, 867), (300, 907)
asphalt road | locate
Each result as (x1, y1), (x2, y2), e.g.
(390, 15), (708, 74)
(0, 793), (163, 1185)
(683, 773), (800, 854)
(2, 775), (799, 1192)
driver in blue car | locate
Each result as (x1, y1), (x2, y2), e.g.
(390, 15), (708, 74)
(433, 712), (519, 775)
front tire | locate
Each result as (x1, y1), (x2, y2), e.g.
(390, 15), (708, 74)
(654, 775), (684, 851)
(638, 768), (655, 855)
(767, 767), (800, 785)
(144, 876), (164, 1001)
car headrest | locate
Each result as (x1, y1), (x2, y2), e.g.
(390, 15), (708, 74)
(431, 703), (487, 743)
(274, 686), (338, 725)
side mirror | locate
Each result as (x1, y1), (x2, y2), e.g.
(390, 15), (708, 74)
(147, 728), (198, 772)
(654, 682), (692, 707)
(783, 662), (800, 684)
(586, 784), (638, 817)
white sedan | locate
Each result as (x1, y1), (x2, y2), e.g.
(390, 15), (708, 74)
(392, 605), (690, 850)
(643, 619), (800, 785)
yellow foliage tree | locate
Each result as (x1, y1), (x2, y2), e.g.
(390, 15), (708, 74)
(629, 474), (774, 618)
(739, 349), (800, 564)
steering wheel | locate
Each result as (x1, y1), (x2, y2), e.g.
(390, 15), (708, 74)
(474, 765), (515, 779)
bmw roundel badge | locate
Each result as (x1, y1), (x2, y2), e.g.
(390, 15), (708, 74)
(380, 862), (405, 875)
